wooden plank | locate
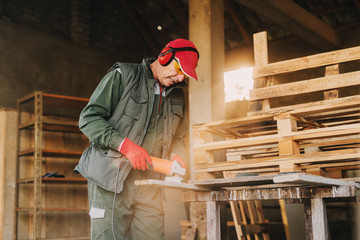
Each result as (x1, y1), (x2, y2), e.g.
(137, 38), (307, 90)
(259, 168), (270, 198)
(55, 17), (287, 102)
(195, 123), (360, 152)
(207, 201), (221, 240)
(190, 175), (276, 187)
(195, 148), (360, 173)
(0, 109), (18, 240)
(253, 31), (268, 66)
(246, 201), (260, 240)
(273, 173), (360, 187)
(311, 198), (329, 240)
(301, 161), (360, 169)
(250, 70), (360, 101)
(239, 201), (252, 240)
(277, 117), (300, 156)
(134, 179), (211, 191)
(248, 95), (360, 116)
(323, 64), (340, 101)
(309, 133), (359, 149)
(228, 201), (244, 239)
(226, 144), (279, 161)
(193, 113), (275, 131)
(251, 31), (269, 112)
(222, 172), (244, 239)
(194, 133), (281, 152)
(252, 45), (360, 79)
(291, 123), (360, 141)
(254, 200), (270, 240)
(288, 115), (326, 128)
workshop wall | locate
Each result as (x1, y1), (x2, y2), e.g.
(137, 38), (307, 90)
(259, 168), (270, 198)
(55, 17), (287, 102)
(0, 19), (119, 108)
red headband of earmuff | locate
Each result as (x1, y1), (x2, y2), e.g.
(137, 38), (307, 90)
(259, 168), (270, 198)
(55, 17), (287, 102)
(158, 47), (199, 66)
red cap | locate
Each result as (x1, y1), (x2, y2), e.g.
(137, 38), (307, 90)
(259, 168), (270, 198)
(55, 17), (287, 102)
(166, 39), (199, 81)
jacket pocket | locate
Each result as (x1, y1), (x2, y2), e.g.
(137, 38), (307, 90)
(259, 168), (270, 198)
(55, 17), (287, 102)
(124, 95), (146, 120)
(114, 95), (147, 138)
(75, 144), (132, 193)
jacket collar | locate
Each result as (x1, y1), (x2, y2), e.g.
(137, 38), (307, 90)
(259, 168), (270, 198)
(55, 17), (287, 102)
(142, 58), (156, 79)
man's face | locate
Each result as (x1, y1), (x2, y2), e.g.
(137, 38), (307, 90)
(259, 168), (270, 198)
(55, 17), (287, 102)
(157, 60), (187, 87)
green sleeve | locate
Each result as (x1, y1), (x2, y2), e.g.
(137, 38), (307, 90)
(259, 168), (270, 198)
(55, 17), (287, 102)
(79, 69), (125, 151)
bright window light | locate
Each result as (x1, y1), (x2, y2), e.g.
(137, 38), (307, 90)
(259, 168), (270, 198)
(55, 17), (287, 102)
(224, 67), (254, 102)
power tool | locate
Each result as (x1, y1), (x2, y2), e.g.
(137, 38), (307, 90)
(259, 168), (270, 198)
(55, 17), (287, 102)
(148, 156), (186, 182)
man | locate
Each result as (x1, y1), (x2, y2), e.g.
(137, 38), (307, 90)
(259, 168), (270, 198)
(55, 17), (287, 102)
(75, 38), (199, 239)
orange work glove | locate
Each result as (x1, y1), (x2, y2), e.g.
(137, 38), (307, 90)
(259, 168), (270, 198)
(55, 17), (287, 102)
(118, 138), (152, 171)
(170, 153), (186, 169)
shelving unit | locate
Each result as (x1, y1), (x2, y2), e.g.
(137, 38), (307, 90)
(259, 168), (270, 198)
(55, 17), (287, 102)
(15, 91), (90, 240)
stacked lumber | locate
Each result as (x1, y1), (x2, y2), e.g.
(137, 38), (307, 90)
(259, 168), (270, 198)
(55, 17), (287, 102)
(193, 31), (360, 179)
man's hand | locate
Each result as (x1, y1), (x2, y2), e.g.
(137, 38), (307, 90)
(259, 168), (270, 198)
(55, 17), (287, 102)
(118, 138), (152, 171)
(170, 153), (186, 169)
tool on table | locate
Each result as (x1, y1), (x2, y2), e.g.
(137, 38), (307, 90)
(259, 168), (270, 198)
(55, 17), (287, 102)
(147, 156), (186, 182)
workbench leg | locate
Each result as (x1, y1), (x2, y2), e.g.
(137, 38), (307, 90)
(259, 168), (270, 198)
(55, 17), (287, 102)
(207, 201), (221, 240)
(311, 198), (329, 240)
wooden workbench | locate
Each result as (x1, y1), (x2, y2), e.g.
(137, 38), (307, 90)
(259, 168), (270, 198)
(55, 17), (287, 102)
(136, 173), (360, 240)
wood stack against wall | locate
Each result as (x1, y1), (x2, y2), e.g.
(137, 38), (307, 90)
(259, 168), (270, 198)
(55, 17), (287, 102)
(189, 31), (360, 239)
(193, 31), (360, 180)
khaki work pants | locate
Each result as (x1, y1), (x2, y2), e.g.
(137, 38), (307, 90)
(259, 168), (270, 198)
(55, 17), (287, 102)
(88, 170), (164, 240)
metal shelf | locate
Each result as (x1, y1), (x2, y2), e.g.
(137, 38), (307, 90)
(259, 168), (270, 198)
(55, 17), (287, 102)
(15, 91), (89, 240)
(18, 177), (87, 184)
(18, 148), (83, 158)
(17, 207), (89, 212)
(19, 118), (81, 133)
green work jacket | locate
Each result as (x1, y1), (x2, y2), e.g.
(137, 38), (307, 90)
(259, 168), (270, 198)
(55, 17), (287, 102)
(75, 58), (187, 193)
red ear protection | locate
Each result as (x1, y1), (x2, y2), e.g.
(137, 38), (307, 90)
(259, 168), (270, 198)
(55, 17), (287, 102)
(158, 47), (199, 66)
(158, 47), (175, 66)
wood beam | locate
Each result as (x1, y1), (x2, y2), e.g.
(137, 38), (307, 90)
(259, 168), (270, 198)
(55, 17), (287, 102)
(159, 0), (188, 31)
(120, 0), (160, 55)
(224, 0), (252, 46)
(235, 0), (340, 50)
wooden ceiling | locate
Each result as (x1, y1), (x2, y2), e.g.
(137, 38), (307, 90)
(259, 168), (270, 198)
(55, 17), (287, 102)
(123, 0), (360, 56)
(1, 0), (360, 62)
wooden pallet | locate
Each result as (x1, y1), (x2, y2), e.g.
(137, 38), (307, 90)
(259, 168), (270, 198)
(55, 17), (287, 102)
(193, 32), (360, 178)
(249, 31), (360, 115)
(194, 115), (360, 176)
